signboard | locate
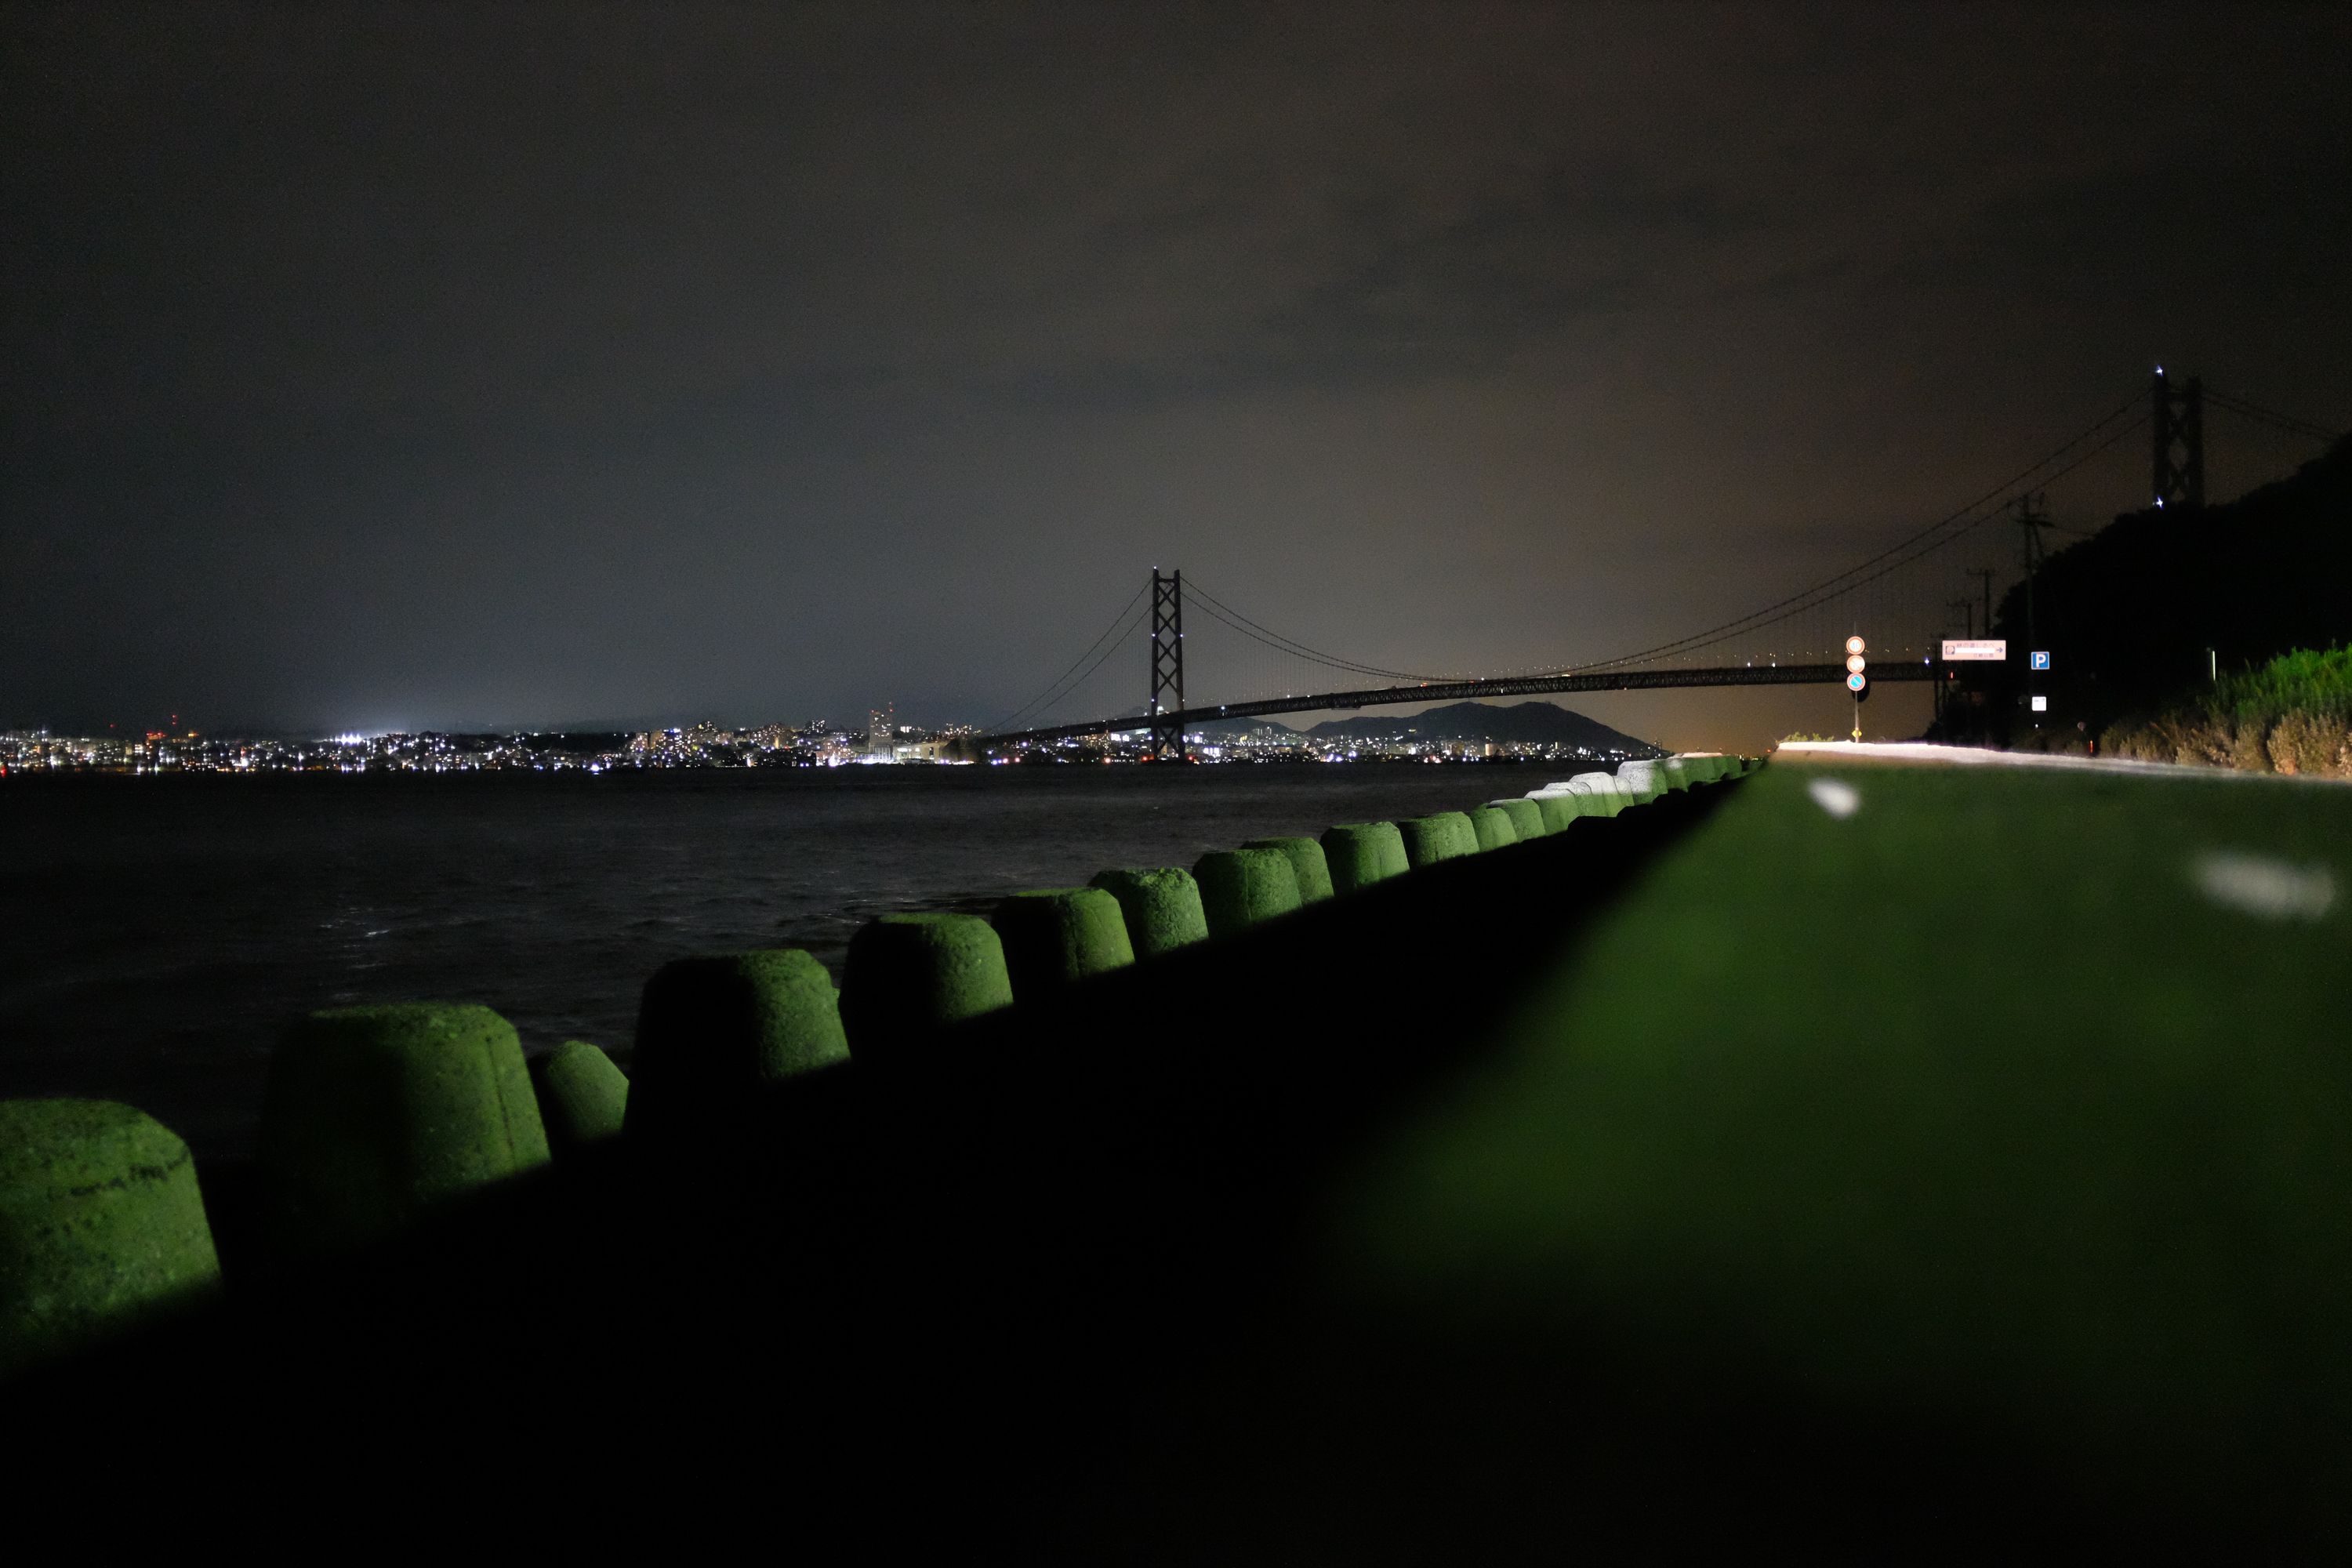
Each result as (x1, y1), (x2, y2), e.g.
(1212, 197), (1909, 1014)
(2031, 695), (2049, 712)
(1940, 640), (2007, 662)
(1845, 654), (1867, 674)
(2031, 651), (2051, 670)
(1847, 673), (1867, 692)
(1845, 636), (1867, 655)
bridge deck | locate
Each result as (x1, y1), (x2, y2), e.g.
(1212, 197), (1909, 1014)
(977, 659), (1937, 750)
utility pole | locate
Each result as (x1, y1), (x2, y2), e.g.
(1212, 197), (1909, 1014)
(2151, 365), (2205, 510)
(1147, 568), (1185, 763)
(1937, 599), (1976, 727)
(1968, 568), (1994, 642)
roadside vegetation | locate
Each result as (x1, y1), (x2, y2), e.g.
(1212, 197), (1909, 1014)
(2101, 646), (2352, 777)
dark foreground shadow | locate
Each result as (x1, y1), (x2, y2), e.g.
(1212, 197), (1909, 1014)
(7, 786), (2292, 1556)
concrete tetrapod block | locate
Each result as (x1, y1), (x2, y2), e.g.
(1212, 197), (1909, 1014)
(530, 1040), (631, 1156)
(993, 887), (1137, 997)
(1527, 793), (1582, 834)
(626, 949), (849, 1139)
(1562, 778), (1628, 818)
(1573, 771), (1635, 810)
(1615, 760), (1664, 801)
(1466, 804), (1521, 852)
(1489, 798), (1548, 840)
(1088, 867), (1210, 959)
(1192, 848), (1304, 939)
(260, 1003), (552, 1254)
(1242, 836), (1337, 904)
(1661, 757), (1693, 791)
(1398, 811), (1475, 868)
(840, 913), (1015, 1062)
(0, 1098), (222, 1378)
(1319, 822), (1410, 895)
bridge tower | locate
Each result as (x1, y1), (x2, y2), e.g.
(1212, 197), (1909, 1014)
(2151, 366), (2205, 510)
(1148, 568), (1185, 762)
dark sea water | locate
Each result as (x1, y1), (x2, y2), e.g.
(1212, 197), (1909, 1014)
(1, 763), (1526, 1158)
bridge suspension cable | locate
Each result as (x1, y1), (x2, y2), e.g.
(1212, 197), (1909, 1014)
(980, 372), (2312, 746)
(1578, 394), (2148, 672)
(1181, 577), (1457, 684)
(986, 579), (1149, 733)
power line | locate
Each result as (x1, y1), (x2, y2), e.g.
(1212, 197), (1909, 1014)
(1633, 411), (2151, 663)
(1581, 394), (2144, 671)
(2205, 390), (2337, 444)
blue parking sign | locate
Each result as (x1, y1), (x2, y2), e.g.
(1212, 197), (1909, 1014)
(2031, 650), (2050, 670)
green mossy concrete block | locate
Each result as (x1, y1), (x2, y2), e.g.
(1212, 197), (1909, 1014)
(1243, 837), (1337, 904)
(1399, 812), (1474, 868)
(626, 949), (849, 1138)
(840, 913), (1015, 1060)
(1088, 867), (1210, 958)
(260, 1003), (551, 1254)
(1491, 798), (1547, 840)
(530, 1040), (631, 1156)
(1616, 760), (1665, 802)
(1563, 782), (1627, 818)
(0, 1098), (221, 1378)
(1319, 822), (1410, 895)
(1532, 794), (1580, 835)
(1467, 804), (1520, 852)
(1662, 758), (1693, 791)
(1193, 848), (1304, 938)
(993, 887), (1137, 996)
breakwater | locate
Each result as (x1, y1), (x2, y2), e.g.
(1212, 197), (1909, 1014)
(0, 761), (1581, 1156)
(7, 755), (1760, 1544)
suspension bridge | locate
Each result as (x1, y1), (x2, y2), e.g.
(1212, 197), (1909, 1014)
(965, 370), (2339, 759)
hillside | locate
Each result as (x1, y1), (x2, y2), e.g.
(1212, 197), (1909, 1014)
(1970, 434), (2352, 738)
(1304, 700), (1657, 754)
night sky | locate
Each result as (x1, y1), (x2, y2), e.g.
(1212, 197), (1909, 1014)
(5, 4), (2347, 750)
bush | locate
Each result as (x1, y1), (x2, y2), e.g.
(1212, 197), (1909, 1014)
(2266, 710), (2352, 777)
(2101, 647), (2352, 775)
